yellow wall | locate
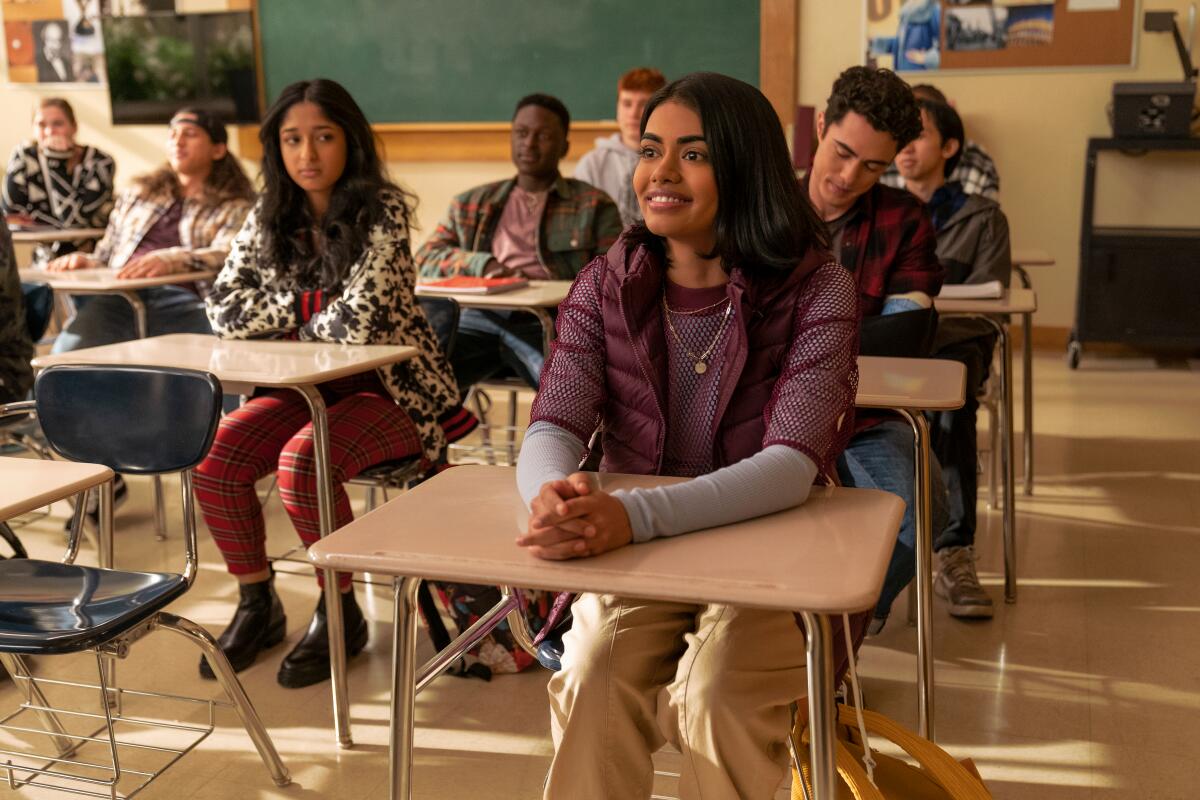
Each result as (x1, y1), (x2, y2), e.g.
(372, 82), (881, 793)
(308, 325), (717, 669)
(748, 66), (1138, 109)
(800, 0), (1200, 329)
(5, 1), (1199, 329)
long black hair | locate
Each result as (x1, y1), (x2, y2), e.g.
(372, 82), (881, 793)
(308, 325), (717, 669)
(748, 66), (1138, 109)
(257, 78), (416, 287)
(625, 71), (829, 273)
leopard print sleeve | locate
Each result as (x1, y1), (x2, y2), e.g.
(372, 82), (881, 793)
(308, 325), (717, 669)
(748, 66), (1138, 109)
(206, 205), (302, 339)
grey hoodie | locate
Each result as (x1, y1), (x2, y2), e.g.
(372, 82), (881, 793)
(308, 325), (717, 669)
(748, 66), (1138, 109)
(573, 133), (640, 227)
(934, 192), (1012, 350)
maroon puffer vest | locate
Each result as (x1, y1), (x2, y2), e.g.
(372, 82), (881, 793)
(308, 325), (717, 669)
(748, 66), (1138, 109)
(597, 237), (830, 476)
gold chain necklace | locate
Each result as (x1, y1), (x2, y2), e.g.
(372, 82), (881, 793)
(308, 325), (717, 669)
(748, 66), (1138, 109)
(664, 295), (731, 316)
(662, 294), (733, 375)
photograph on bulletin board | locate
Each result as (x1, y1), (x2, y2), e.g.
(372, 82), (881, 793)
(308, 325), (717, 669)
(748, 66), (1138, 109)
(0, 0), (173, 83)
(864, 0), (1136, 72)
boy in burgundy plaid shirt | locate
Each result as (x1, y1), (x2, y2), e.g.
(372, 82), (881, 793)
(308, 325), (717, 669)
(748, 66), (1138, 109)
(806, 67), (951, 633)
(416, 94), (622, 393)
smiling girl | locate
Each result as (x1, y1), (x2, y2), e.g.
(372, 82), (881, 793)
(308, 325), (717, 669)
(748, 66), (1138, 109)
(195, 79), (472, 689)
(515, 72), (860, 798)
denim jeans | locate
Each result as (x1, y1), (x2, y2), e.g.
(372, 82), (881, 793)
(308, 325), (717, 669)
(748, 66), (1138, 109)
(51, 287), (213, 353)
(837, 419), (950, 620)
(449, 307), (546, 395)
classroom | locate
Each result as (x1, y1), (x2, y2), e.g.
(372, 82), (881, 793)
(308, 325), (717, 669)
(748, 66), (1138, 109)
(0, 0), (1198, 798)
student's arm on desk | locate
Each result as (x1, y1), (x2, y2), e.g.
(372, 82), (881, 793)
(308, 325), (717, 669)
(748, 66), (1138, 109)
(137, 198), (251, 275)
(517, 422), (818, 550)
(414, 199), (495, 279)
(517, 262), (856, 557)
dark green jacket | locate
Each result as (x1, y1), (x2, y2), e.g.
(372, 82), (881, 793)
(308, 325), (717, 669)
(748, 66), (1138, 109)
(0, 226), (33, 403)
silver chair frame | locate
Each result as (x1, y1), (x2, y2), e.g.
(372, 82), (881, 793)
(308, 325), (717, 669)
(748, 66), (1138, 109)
(449, 381), (528, 466)
(0, 407), (291, 798)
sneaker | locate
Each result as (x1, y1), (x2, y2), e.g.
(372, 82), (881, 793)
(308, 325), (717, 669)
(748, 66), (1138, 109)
(934, 546), (994, 619)
(65, 475), (128, 531)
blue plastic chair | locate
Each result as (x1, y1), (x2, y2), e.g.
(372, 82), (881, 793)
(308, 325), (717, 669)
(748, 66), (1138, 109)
(0, 365), (290, 796)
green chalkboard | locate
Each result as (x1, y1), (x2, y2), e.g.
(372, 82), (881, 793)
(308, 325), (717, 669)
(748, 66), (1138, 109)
(257, 0), (760, 123)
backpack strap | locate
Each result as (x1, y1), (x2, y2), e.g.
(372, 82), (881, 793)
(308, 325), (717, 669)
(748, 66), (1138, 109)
(836, 705), (992, 799)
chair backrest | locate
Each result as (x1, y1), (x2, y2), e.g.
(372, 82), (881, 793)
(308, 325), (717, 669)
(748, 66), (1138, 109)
(418, 296), (461, 358)
(35, 365), (222, 475)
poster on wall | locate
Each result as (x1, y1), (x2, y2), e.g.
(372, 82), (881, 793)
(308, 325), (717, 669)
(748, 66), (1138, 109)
(867, 0), (943, 71)
(65, 0), (106, 82)
(864, 0), (1134, 71)
(1, 0), (174, 83)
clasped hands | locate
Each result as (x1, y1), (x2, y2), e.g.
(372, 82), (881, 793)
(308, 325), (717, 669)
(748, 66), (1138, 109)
(516, 472), (633, 561)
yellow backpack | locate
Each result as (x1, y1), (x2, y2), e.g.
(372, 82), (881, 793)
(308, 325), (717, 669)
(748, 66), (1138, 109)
(791, 704), (992, 800)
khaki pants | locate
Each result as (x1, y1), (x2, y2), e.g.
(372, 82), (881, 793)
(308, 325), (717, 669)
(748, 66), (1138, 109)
(544, 594), (808, 800)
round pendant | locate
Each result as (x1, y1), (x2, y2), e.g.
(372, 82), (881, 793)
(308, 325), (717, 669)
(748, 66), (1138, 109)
(694, 360), (708, 375)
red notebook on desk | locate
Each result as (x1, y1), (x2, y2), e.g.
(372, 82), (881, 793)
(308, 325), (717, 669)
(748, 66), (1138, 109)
(420, 276), (530, 295)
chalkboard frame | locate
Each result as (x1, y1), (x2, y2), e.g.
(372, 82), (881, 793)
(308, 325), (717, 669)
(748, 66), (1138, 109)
(235, 0), (797, 162)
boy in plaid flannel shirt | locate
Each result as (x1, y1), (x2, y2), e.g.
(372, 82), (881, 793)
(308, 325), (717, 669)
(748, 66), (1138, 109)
(46, 109), (254, 353)
(416, 94), (622, 393)
(806, 67), (951, 634)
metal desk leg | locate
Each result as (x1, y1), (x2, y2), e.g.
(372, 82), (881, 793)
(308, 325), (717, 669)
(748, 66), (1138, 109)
(120, 291), (149, 341)
(297, 385), (353, 748)
(799, 612), (836, 800)
(1001, 324), (1017, 602)
(529, 307), (556, 359)
(1014, 266), (1034, 496)
(391, 577), (422, 800)
(978, 316), (1017, 603)
(152, 475), (168, 541)
(1021, 310), (1034, 496)
(99, 479), (120, 710)
(121, 290), (170, 540)
(898, 409), (934, 740)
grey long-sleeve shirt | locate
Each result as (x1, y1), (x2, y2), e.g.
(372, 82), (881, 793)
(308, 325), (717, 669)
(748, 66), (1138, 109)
(516, 421), (819, 543)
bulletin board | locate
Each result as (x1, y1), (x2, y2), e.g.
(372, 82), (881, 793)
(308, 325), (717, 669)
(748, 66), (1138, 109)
(0, 0), (140, 85)
(865, 0), (1138, 73)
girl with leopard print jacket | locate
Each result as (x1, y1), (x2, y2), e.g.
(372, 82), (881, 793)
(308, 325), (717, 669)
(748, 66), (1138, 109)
(207, 190), (472, 461)
(195, 79), (474, 690)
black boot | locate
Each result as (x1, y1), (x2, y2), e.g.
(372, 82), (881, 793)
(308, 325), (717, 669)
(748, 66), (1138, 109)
(277, 589), (368, 689)
(199, 576), (287, 680)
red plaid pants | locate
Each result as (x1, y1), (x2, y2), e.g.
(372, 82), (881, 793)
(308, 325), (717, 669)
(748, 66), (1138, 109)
(194, 374), (422, 589)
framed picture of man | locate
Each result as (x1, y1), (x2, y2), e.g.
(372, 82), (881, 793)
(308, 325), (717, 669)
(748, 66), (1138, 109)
(33, 18), (74, 81)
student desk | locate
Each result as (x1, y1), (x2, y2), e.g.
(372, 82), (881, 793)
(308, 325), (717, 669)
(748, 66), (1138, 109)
(0, 455), (114, 749)
(1010, 250), (1054, 497)
(17, 267), (218, 340)
(307, 465), (905, 800)
(856, 355), (965, 741)
(9, 227), (107, 245)
(33, 333), (419, 748)
(933, 289), (1037, 604)
(0, 456), (112, 523)
(415, 279), (570, 357)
